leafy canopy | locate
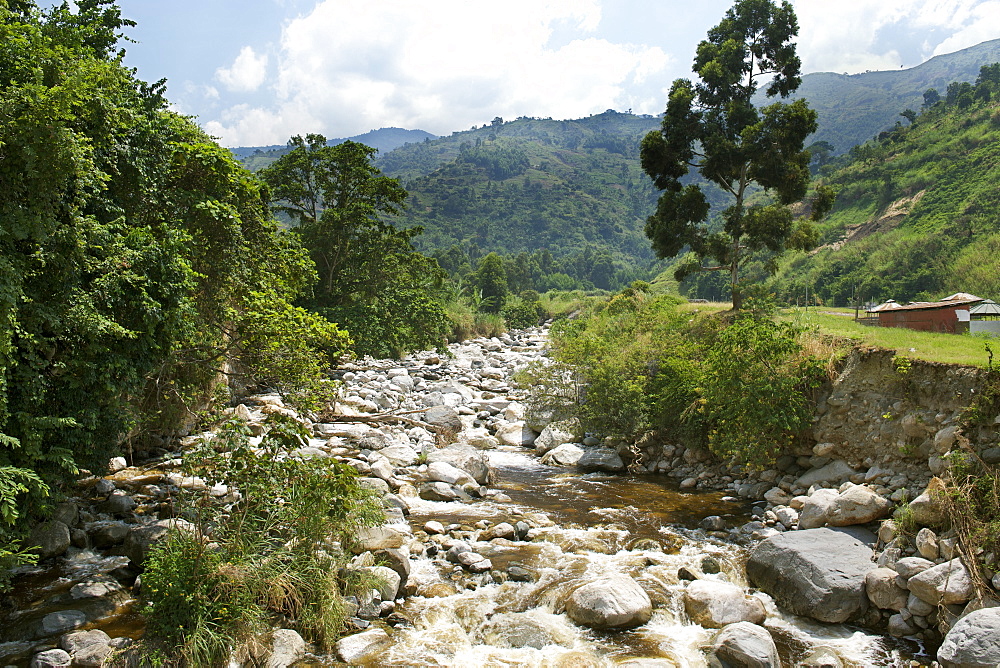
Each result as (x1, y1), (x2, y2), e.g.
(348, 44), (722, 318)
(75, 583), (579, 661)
(640, 0), (824, 308)
(259, 135), (451, 358)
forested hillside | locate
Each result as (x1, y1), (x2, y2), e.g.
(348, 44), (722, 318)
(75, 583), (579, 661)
(762, 38), (1000, 156)
(760, 65), (1000, 306)
(377, 112), (707, 289)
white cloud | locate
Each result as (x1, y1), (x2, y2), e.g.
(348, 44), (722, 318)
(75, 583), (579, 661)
(205, 0), (671, 145)
(793, 0), (1000, 73)
(215, 46), (269, 93)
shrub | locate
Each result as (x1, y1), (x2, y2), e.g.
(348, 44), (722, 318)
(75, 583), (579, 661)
(138, 415), (383, 664)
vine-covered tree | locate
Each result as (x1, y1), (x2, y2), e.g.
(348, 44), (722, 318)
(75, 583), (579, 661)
(640, 0), (826, 308)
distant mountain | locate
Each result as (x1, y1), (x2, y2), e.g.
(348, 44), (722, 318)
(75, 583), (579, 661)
(756, 38), (1000, 155)
(232, 127), (438, 171)
(377, 111), (676, 268)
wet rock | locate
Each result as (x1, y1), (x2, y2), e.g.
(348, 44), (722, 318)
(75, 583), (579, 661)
(266, 629), (306, 668)
(938, 606), (1000, 667)
(507, 566), (534, 582)
(416, 582), (459, 597)
(700, 516), (727, 531)
(712, 621), (780, 668)
(350, 526), (405, 554)
(534, 419), (582, 455)
(41, 610), (88, 635)
(907, 558), (975, 606)
(541, 443), (585, 467)
(123, 518), (195, 567)
(701, 556), (722, 574)
(746, 528), (876, 624)
(481, 522), (516, 541)
(30, 649), (72, 668)
(565, 574), (652, 630)
(29, 520), (71, 560)
(335, 627), (391, 664)
(577, 448), (625, 473)
(70, 577), (124, 600)
(60, 629), (111, 667)
(865, 568), (909, 611)
(683, 579), (766, 628)
(826, 485), (892, 527)
(677, 566), (699, 581)
(481, 611), (570, 649)
(423, 520), (445, 535)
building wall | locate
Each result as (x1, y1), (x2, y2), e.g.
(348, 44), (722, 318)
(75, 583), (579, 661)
(971, 320), (1000, 336)
(878, 306), (964, 333)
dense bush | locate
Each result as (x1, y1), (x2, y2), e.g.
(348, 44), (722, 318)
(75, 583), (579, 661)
(533, 289), (823, 465)
(139, 416), (383, 664)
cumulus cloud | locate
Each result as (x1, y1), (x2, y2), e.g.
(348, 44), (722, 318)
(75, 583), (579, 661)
(215, 46), (269, 93)
(206, 0), (671, 146)
(794, 0), (1000, 73)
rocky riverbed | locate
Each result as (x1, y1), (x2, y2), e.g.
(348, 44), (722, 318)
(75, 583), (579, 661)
(3, 327), (998, 666)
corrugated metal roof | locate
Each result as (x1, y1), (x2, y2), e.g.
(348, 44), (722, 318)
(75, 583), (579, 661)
(888, 298), (982, 312)
(971, 299), (1000, 316)
(943, 292), (983, 302)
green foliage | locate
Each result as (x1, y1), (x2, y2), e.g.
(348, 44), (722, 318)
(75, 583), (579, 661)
(0, 1), (351, 540)
(141, 415), (384, 664)
(641, 0), (820, 309)
(765, 67), (1000, 306)
(475, 253), (509, 313)
(258, 135), (452, 357)
(538, 290), (823, 465)
(698, 314), (824, 466)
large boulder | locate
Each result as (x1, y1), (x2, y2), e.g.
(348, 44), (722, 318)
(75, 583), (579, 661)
(425, 461), (473, 486)
(746, 528), (876, 623)
(565, 574), (652, 630)
(426, 445), (491, 484)
(29, 520), (71, 560)
(541, 443), (585, 467)
(123, 518), (195, 567)
(496, 421), (537, 446)
(480, 612), (574, 649)
(683, 580), (766, 629)
(712, 622), (780, 668)
(907, 558), (975, 606)
(423, 406), (463, 433)
(938, 607), (1000, 667)
(577, 447), (625, 473)
(826, 485), (892, 526)
(534, 419), (582, 455)
(60, 629), (111, 668)
(349, 526), (405, 554)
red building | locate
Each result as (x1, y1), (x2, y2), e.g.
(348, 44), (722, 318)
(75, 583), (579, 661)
(875, 294), (982, 333)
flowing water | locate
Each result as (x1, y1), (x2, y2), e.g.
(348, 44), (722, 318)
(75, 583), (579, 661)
(364, 448), (930, 668)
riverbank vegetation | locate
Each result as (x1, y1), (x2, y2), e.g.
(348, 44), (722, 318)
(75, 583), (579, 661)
(523, 287), (829, 466)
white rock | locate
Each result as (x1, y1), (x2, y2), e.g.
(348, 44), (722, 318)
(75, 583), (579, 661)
(683, 579), (766, 628)
(335, 628), (391, 664)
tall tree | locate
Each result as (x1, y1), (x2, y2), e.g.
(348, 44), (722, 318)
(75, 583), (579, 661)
(259, 135), (450, 357)
(640, 0), (823, 308)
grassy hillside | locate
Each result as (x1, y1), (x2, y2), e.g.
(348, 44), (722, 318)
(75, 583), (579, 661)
(764, 78), (1000, 307)
(761, 38), (1000, 156)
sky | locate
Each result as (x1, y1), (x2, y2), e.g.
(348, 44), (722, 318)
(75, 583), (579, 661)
(116, 0), (1000, 147)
